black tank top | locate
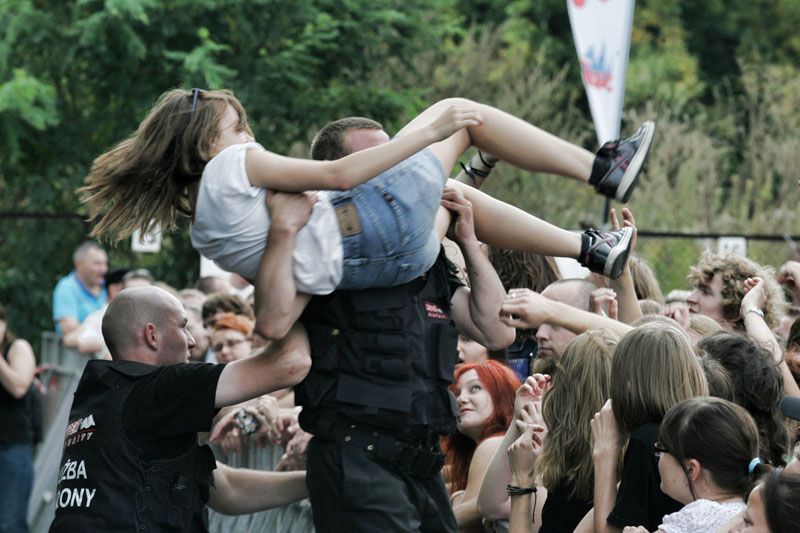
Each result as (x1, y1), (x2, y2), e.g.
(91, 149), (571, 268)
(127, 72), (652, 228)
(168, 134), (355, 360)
(0, 342), (34, 445)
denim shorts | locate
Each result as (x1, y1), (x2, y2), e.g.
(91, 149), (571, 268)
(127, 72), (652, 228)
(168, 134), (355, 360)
(330, 147), (446, 290)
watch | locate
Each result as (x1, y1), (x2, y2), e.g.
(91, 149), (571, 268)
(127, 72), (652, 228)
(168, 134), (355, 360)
(744, 307), (765, 319)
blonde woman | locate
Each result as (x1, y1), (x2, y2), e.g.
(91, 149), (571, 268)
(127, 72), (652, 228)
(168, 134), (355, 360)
(478, 329), (619, 533)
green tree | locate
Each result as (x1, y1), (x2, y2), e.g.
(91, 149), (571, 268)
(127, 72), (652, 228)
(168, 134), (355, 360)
(0, 0), (459, 350)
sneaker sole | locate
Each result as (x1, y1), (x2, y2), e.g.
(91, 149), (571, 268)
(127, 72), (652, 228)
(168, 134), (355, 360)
(615, 121), (656, 203)
(604, 227), (634, 280)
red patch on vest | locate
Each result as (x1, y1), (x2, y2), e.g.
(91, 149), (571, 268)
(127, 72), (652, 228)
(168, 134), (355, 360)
(424, 301), (449, 320)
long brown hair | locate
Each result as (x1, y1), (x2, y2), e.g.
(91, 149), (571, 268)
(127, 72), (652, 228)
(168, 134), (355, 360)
(611, 322), (707, 436)
(79, 89), (252, 241)
(537, 329), (618, 501)
(442, 360), (520, 493)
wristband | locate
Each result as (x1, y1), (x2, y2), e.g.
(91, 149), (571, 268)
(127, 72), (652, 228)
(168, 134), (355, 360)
(744, 307), (765, 319)
(507, 484), (537, 496)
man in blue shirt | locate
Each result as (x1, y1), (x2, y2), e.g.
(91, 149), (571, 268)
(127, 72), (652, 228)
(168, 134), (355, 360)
(52, 242), (109, 335)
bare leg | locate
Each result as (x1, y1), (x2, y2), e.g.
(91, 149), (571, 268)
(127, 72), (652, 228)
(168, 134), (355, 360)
(397, 98), (595, 185)
(447, 180), (583, 258)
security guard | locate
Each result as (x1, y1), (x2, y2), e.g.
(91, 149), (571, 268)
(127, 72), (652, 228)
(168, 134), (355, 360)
(50, 286), (310, 532)
(294, 186), (515, 532)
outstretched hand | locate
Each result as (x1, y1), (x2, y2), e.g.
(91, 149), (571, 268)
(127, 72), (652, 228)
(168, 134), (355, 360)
(428, 103), (483, 142)
(501, 288), (551, 329)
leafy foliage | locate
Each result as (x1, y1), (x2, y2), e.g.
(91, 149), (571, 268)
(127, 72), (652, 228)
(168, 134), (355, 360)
(4, 0), (800, 350)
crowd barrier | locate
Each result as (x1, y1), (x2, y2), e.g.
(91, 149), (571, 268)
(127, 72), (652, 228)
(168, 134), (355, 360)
(27, 332), (314, 533)
(208, 440), (314, 532)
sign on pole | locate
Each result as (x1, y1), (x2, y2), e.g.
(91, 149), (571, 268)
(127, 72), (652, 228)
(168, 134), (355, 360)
(566, 0), (636, 145)
(131, 225), (162, 253)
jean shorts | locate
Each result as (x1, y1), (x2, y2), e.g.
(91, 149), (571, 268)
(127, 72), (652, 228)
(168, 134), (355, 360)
(330, 147), (446, 290)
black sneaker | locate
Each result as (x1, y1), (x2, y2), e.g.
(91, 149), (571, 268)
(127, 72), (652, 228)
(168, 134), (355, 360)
(589, 121), (655, 203)
(579, 227), (634, 280)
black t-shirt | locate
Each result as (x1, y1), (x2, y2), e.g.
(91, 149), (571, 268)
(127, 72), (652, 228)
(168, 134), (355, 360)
(607, 423), (682, 530)
(540, 479), (592, 533)
(121, 362), (225, 459)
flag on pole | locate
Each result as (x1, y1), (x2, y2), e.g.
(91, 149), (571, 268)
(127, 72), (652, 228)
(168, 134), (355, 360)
(567, 0), (636, 145)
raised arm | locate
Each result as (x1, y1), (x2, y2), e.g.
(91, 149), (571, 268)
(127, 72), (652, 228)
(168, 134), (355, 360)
(445, 188), (515, 351)
(741, 276), (800, 398)
(478, 375), (548, 520)
(507, 409), (548, 533)
(252, 190), (315, 340)
(246, 104), (483, 192)
(501, 289), (633, 339)
(608, 208), (643, 325)
(208, 462), (307, 515)
(591, 400), (624, 533)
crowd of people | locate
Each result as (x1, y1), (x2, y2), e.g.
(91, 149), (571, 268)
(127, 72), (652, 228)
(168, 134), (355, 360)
(1, 88), (799, 532)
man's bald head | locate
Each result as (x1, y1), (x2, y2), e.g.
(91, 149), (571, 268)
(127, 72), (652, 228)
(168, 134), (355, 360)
(541, 278), (597, 311)
(533, 278), (599, 374)
(103, 286), (181, 360)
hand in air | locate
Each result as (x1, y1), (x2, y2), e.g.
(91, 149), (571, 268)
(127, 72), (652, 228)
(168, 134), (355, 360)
(441, 187), (477, 245)
(740, 276), (766, 319)
(608, 207), (638, 286)
(777, 261), (800, 303)
(265, 190), (317, 233)
(507, 405), (546, 484)
(514, 374), (550, 420)
(610, 207), (637, 252)
(428, 103), (483, 142)
(662, 301), (690, 329)
(590, 287), (618, 319)
(590, 399), (623, 460)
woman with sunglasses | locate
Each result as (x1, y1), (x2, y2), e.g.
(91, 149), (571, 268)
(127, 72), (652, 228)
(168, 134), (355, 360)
(621, 397), (767, 533)
(79, 88), (651, 341)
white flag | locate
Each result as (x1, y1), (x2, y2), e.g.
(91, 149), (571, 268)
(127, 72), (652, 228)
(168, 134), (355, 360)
(567, 0), (635, 145)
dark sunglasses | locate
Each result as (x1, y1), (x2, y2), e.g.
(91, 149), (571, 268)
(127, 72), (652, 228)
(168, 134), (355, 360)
(189, 88), (202, 120)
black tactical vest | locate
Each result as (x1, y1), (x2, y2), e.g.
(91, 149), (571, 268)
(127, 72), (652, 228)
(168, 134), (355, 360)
(50, 360), (216, 532)
(296, 251), (460, 437)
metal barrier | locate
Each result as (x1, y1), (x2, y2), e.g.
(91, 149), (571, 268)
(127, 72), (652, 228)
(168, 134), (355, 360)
(29, 332), (87, 533)
(207, 439), (314, 532)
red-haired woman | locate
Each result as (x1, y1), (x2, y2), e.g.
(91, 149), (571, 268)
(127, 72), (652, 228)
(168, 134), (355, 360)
(443, 359), (520, 532)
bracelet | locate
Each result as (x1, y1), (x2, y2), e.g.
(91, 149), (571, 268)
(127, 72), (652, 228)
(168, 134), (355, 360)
(744, 307), (765, 319)
(507, 484), (537, 496)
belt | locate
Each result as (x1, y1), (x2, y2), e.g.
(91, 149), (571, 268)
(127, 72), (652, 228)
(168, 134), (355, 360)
(314, 418), (445, 479)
